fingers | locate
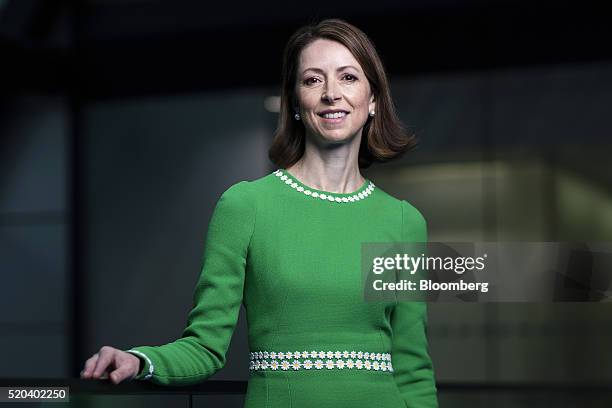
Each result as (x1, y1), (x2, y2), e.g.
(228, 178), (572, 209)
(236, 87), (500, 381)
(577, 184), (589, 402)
(81, 346), (115, 380)
(92, 346), (115, 379)
(81, 347), (138, 385)
(109, 364), (135, 385)
(80, 353), (99, 379)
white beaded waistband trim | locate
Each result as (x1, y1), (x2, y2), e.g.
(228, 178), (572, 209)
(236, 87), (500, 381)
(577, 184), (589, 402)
(249, 350), (393, 372)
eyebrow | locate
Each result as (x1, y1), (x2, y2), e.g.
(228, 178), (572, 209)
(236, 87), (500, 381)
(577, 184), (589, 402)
(301, 65), (360, 75)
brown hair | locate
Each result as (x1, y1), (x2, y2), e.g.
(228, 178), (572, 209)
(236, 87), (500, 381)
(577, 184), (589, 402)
(268, 18), (417, 169)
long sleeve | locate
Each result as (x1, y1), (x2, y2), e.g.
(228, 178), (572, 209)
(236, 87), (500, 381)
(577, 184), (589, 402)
(125, 181), (256, 386)
(390, 200), (438, 407)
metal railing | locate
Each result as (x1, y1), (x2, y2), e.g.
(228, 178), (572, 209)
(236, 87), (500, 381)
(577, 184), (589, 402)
(1, 379), (611, 407)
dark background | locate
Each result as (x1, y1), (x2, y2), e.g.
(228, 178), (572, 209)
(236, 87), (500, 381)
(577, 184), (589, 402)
(1, 0), (611, 406)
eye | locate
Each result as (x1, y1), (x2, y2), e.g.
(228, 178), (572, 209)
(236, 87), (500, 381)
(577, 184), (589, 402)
(343, 74), (358, 82)
(303, 77), (320, 86)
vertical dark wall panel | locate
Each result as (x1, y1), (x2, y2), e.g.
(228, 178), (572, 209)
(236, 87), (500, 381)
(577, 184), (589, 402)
(83, 89), (271, 381)
(0, 94), (69, 378)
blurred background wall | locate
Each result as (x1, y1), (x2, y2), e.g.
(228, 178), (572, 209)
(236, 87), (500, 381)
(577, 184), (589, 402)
(1, 0), (611, 407)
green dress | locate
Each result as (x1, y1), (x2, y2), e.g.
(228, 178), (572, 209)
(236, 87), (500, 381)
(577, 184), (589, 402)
(125, 169), (438, 408)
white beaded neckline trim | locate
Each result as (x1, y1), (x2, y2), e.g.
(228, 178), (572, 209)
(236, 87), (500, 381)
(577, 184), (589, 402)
(273, 169), (375, 203)
(126, 349), (154, 380)
(249, 350), (393, 372)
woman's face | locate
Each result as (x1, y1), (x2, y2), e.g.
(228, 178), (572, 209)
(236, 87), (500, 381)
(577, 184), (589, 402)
(295, 38), (375, 144)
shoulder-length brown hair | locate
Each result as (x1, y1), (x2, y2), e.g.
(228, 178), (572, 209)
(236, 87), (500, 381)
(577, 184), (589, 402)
(268, 18), (417, 169)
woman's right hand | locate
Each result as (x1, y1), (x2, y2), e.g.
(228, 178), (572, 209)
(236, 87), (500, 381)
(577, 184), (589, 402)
(80, 346), (142, 384)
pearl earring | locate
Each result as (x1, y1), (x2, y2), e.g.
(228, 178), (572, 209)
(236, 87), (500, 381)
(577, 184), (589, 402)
(369, 110), (375, 117)
(294, 113), (301, 120)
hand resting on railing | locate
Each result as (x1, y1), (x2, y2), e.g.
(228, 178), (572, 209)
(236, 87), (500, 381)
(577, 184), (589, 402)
(80, 346), (142, 385)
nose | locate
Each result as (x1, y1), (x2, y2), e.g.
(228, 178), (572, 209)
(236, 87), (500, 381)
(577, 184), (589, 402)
(322, 81), (341, 103)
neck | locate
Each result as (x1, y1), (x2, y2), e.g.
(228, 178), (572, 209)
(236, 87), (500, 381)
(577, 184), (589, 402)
(285, 133), (365, 194)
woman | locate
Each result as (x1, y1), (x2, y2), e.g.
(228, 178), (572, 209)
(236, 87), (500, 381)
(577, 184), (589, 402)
(81, 19), (438, 408)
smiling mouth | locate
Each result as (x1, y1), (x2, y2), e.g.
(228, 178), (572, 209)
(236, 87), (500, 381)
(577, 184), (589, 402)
(318, 111), (349, 119)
